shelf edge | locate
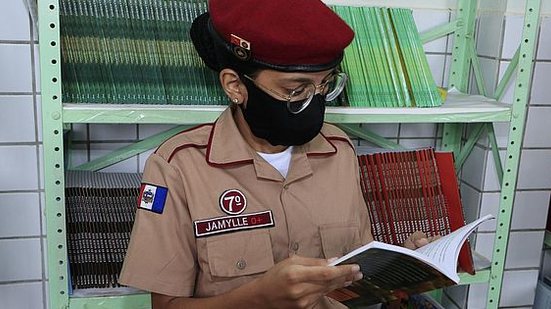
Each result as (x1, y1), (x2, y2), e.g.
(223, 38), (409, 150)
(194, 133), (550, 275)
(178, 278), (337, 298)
(458, 269), (491, 285)
(62, 105), (512, 124)
(69, 293), (150, 309)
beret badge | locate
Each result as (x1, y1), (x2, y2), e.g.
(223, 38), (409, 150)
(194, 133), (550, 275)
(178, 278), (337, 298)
(230, 34), (251, 61)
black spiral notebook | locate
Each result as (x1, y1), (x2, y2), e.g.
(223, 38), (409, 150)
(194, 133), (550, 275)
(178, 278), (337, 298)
(65, 171), (141, 290)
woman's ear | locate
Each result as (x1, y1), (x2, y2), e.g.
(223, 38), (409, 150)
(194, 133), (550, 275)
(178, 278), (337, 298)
(219, 69), (246, 105)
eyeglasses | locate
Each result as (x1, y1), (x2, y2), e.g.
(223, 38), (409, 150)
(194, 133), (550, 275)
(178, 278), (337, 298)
(243, 71), (348, 114)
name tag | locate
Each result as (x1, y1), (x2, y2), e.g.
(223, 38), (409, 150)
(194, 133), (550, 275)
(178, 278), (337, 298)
(194, 210), (274, 238)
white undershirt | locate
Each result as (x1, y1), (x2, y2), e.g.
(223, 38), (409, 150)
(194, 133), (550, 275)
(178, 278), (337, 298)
(257, 146), (294, 178)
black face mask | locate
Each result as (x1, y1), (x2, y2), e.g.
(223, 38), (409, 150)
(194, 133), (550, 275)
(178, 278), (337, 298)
(240, 78), (325, 146)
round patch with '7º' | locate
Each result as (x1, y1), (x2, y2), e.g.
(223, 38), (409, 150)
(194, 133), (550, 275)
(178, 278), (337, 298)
(219, 189), (247, 215)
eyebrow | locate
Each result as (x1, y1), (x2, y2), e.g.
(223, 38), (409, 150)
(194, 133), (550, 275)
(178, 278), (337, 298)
(280, 70), (336, 85)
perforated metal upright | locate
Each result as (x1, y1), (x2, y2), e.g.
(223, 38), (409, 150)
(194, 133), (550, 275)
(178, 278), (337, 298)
(38, 0), (69, 308)
(441, 0), (478, 158)
(484, 0), (542, 307)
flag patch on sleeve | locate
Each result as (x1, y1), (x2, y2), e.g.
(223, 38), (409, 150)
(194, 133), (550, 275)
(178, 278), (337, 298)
(138, 184), (168, 214)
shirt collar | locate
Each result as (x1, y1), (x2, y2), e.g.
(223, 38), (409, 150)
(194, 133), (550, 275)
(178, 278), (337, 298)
(206, 107), (338, 167)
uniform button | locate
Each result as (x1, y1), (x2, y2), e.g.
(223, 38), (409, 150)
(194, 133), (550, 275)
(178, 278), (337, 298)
(236, 259), (247, 270)
(291, 242), (299, 251)
(283, 184), (289, 190)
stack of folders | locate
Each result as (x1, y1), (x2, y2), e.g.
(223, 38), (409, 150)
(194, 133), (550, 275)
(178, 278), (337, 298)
(65, 171), (141, 290)
(357, 148), (475, 274)
(334, 6), (443, 108)
(59, 0), (226, 105)
(59, 1), (441, 107)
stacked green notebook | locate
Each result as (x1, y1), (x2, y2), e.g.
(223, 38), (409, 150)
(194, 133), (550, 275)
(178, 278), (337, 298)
(333, 6), (443, 107)
(59, 1), (441, 107)
(60, 0), (226, 104)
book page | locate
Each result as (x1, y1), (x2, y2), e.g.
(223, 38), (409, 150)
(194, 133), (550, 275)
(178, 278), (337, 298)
(415, 214), (495, 277)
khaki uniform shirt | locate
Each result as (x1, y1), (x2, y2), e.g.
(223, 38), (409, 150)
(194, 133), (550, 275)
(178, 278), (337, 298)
(120, 107), (373, 308)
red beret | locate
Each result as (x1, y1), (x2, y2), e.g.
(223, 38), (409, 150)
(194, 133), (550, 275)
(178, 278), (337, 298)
(194, 0), (354, 71)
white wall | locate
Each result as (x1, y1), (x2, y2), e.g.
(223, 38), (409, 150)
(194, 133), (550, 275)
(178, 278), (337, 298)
(0, 0), (45, 308)
(0, 1), (549, 308)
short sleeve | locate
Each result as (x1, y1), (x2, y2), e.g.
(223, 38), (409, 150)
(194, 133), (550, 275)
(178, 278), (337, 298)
(119, 153), (197, 297)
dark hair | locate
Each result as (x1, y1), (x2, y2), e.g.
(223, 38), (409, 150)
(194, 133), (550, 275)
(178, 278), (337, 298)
(190, 12), (262, 77)
(213, 47), (262, 77)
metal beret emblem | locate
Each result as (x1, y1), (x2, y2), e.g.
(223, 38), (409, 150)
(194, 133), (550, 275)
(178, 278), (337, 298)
(230, 34), (251, 61)
(233, 46), (250, 60)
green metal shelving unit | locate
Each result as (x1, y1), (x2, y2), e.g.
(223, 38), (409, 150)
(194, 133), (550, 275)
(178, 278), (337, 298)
(38, 0), (541, 308)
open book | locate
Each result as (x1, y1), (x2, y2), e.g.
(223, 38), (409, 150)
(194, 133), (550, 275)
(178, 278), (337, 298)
(327, 214), (495, 306)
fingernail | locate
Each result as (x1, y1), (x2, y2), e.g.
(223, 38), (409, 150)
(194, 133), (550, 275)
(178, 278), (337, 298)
(344, 281), (352, 287)
(351, 264), (360, 272)
(354, 272), (363, 280)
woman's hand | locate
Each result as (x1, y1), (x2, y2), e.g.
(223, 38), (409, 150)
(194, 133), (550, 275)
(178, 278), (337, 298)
(403, 231), (441, 250)
(152, 255), (362, 309)
(251, 255), (363, 309)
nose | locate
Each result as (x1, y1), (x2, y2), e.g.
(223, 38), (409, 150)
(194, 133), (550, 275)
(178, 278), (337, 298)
(315, 83), (328, 95)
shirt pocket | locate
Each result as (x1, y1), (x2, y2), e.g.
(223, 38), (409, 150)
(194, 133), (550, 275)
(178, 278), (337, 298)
(319, 223), (363, 259)
(206, 231), (274, 277)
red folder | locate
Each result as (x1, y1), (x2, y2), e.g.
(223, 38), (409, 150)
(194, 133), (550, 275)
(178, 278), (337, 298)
(357, 148), (475, 276)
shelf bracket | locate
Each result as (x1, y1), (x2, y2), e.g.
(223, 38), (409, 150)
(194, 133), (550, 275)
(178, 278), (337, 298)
(494, 47), (520, 101)
(454, 123), (485, 171)
(487, 123), (504, 185)
(72, 125), (188, 171)
(419, 20), (459, 44)
(337, 124), (405, 150)
(470, 39), (488, 97)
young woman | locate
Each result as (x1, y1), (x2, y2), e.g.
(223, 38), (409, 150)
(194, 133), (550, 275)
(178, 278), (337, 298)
(120, 1), (431, 308)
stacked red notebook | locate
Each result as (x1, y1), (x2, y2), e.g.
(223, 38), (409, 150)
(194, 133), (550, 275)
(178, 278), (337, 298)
(357, 148), (475, 275)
